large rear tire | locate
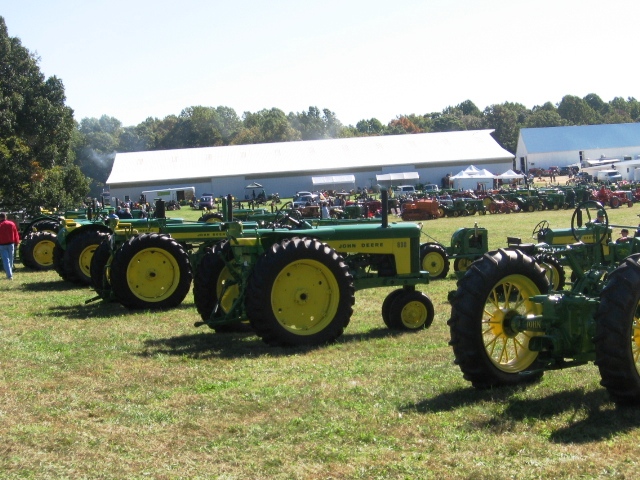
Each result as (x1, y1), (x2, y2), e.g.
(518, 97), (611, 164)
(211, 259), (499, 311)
(53, 241), (75, 282)
(245, 237), (354, 347)
(64, 230), (109, 285)
(110, 233), (193, 310)
(30, 219), (59, 234)
(19, 231), (57, 270)
(198, 213), (224, 223)
(448, 249), (549, 389)
(420, 243), (450, 279)
(90, 236), (113, 300)
(535, 253), (566, 290)
(594, 254), (640, 405)
(193, 241), (251, 333)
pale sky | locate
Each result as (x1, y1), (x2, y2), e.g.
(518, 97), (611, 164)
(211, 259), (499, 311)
(3, 0), (639, 127)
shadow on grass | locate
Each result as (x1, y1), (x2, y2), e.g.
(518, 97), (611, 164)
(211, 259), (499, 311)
(503, 389), (640, 443)
(405, 383), (530, 413)
(406, 385), (640, 443)
(21, 279), (87, 292)
(138, 326), (407, 360)
(43, 298), (196, 319)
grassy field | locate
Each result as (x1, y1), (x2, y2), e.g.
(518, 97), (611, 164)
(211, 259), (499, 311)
(2, 203), (640, 478)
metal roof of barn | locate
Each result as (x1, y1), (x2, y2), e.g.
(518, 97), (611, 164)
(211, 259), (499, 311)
(107, 130), (513, 185)
(376, 172), (420, 182)
(311, 175), (355, 185)
(520, 123), (640, 154)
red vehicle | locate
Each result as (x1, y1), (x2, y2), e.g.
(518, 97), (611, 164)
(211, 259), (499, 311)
(400, 199), (441, 220)
(594, 186), (633, 208)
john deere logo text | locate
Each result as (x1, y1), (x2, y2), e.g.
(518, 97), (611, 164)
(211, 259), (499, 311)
(338, 242), (384, 249)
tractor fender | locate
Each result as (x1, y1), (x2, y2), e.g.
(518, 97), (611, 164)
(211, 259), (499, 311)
(65, 223), (112, 245)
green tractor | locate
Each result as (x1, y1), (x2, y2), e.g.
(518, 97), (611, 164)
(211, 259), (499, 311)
(504, 190), (544, 213)
(506, 211), (619, 291)
(448, 201), (640, 404)
(54, 207), (185, 285)
(190, 190), (433, 346)
(537, 188), (568, 210)
(89, 199), (384, 311)
(10, 207), (97, 271)
(419, 224), (489, 279)
(89, 208), (232, 309)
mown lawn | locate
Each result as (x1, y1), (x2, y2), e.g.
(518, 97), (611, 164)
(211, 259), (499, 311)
(1, 203), (640, 478)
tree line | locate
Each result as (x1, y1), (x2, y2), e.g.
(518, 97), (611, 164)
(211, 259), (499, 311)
(2, 15), (640, 207)
(77, 96), (640, 197)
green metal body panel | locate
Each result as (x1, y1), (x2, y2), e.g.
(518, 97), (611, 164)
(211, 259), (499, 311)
(447, 227), (488, 258)
(57, 217), (185, 250)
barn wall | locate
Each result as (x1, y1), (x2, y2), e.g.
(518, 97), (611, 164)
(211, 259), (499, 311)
(108, 159), (513, 202)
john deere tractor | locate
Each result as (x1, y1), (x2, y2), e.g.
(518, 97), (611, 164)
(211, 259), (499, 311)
(419, 224), (489, 280)
(54, 207), (185, 285)
(448, 201), (640, 404)
(189, 190), (433, 347)
(10, 206), (105, 271)
(5, 209), (63, 271)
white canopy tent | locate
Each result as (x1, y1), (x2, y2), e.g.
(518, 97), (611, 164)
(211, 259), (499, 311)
(496, 169), (524, 179)
(375, 172), (420, 182)
(450, 165), (495, 191)
(496, 169), (525, 186)
(311, 174), (356, 189)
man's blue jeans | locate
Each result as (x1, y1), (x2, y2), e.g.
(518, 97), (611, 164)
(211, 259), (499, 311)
(0, 244), (15, 279)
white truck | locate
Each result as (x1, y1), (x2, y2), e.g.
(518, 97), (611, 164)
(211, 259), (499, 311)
(141, 186), (195, 204)
(596, 170), (622, 183)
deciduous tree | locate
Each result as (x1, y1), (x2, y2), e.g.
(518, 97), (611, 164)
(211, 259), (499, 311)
(0, 16), (87, 209)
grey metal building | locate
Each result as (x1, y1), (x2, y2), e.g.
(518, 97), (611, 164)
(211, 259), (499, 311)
(515, 123), (640, 173)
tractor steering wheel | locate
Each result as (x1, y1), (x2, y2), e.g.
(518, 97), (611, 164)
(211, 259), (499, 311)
(571, 200), (608, 242)
(531, 220), (550, 240)
(270, 201), (303, 229)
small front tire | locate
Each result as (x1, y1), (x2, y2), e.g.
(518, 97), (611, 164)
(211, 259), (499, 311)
(384, 290), (434, 331)
(420, 243), (450, 279)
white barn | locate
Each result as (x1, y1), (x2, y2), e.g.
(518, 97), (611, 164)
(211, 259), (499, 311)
(515, 123), (640, 173)
(106, 130), (514, 202)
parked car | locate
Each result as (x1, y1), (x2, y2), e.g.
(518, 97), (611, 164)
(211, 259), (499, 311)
(423, 184), (440, 194)
(198, 194), (214, 210)
(292, 194), (319, 208)
(573, 172), (592, 182)
(394, 185), (417, 195)
(558, 166), (578, 176)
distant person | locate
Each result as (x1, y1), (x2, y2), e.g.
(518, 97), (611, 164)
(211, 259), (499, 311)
(617, 228), (630, 243)
(593, 209), (606, 224)
(0, 212), (20, 280)
(120, 207), (133, 219)
(321, 202), (330, 219)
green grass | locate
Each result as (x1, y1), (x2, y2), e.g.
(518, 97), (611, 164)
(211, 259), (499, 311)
(2, 205), (640, 478)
